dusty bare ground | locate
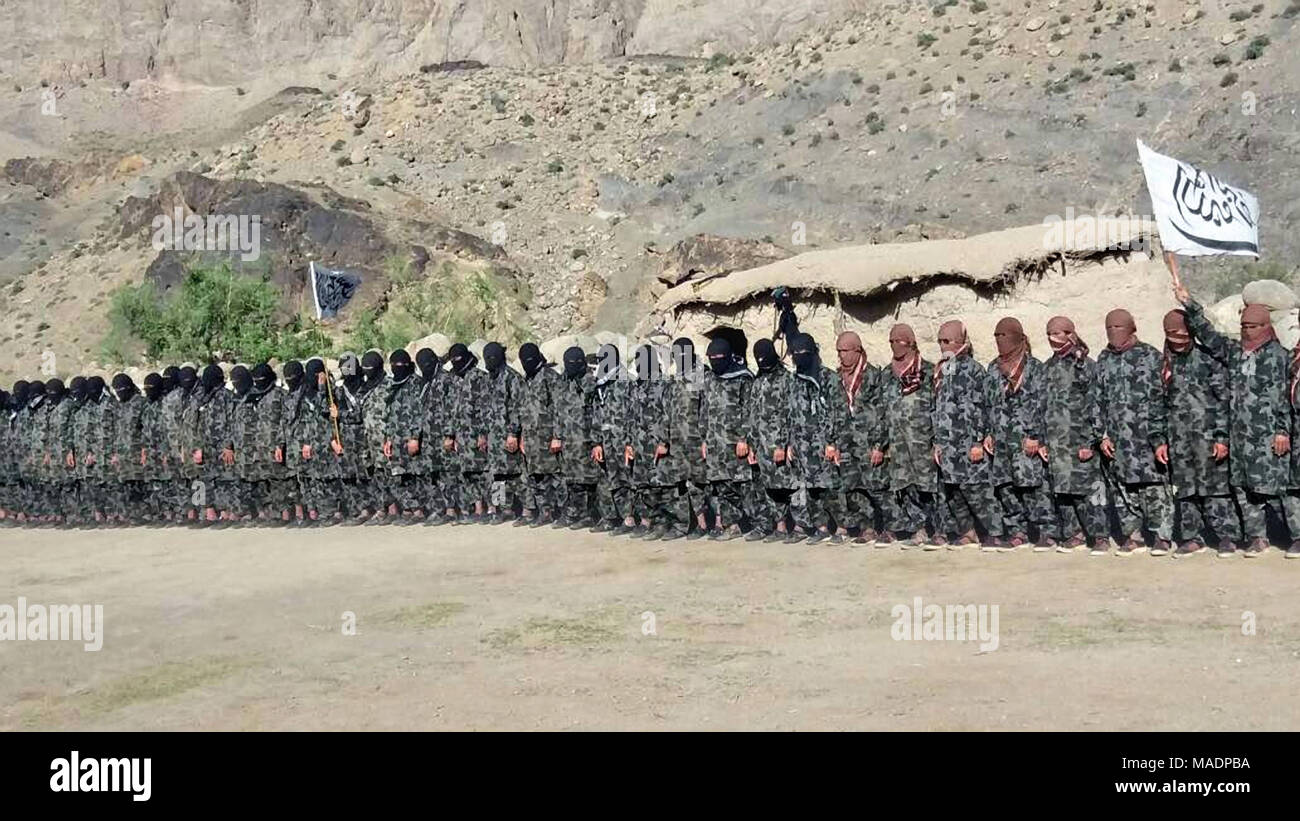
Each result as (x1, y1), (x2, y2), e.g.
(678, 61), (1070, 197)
(2, 523), (1298, 731)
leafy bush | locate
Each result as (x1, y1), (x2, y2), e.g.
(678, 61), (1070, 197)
(101, 263), (331, 365)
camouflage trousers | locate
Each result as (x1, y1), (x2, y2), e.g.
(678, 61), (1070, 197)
(631, 485), (674, 525)
(891, 486), (937, 535)
(752, 484), (794, 534)
(833, 486), (896, 535)
(791, 485), (841, 532)
(490, 473), (524, 514)
(707, 479), (756, 529)
(1109, 481), (1173, 542)
(455, 470), (491, 512)
(523, 472), (565, 515)
(388, 473), (430, 513)
(938, 482), (1002, 538)
(995, 483), (1054, 540)
(1053, 492), (1108, 543)
(1284, 491), (1300, 546)
(1174, 494), (1238, 545)
(662, 480), (708, 532)
(562, 481), (596, 522)
(422, 472), (453, 512)
(1232, 487), (1285, 543)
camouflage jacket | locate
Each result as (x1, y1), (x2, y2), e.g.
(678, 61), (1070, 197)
(1097, 341), (1169, 486)
(139, 397), (172, 481)
(188, 386), (236, 481)
(43, 397), (78, 483)
(110, 393), (148, 482)
(482, 366), (524, 476)
(160, 387), (198, 479)
(840, 366), (890, 491)
(787, 365), (847, 490)
(444, 368), (490, 474)
(932, 351), (993, 486)
(627, 376), (673, 486)
(880, 360), (937, 493)
(1042, 352), (1105, 496)
(518, 364), (563, 476)
(590, 371), (633, 485)
(329, 380), (370, 479)
(358, 382), (389, 476)
(286, 385), (336, 479)
(749, 367), (796, 490)
(701, 368), (753, 483)
(71, 397), (109, 482)
(14, 402), (41, 481)
(1165, 344), (1232, 499)
(666, 365), (708, 485)
(412, 373), (446, 475)
(553, 373), (598, 483)
(986, 356), (1047, 489)
(381, 376), (426, 477)
(1185, 300), (1291, 495)
(230, 387), (284, 482)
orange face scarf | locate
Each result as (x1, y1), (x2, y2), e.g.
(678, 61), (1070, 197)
(1104, 309), (1137, 353)
(836, 331), (867, 412)
(889, 324), (922, 395)
(934, 320), (969, 390)
(1161, 309), (1191, 386)
(1241, 303), (1277, 354)
(1047, 315), (1088, 360)
(994, 317), (1029, 394)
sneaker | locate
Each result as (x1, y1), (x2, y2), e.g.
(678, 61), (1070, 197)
(745, 528), (768, 542)
(1216, 541), (1237, 558)
(713, 525), (742, 542)
(1286, 542), (1300, 560)
(1115, 537), (1139, 556)
(805, 529), (828, 545)
(999, 535), (1025, 553)
(1089, 540), (1110, 556)
(685, 529), (707, 541)
(1150, 540), (1172, 558)
(850, 534), (871, 547)
(1032, 537), (1055, 553)
(661, 527), (688, 542)
(874, 532), (895, 548)
(900, 529), (926, 550)
(763, 530), (787, 544)
(827, 531), (846, 545)
(1243, 538), (1268, 558)
(642, 527), (663, 542)
(591, 521), (613, 534)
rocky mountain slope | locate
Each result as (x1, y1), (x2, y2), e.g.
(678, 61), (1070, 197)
(1, 0), (1297, 380)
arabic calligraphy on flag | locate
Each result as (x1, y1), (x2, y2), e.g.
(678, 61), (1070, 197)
(1137, 139), (1259, 257)
(309, 261), (361, 319)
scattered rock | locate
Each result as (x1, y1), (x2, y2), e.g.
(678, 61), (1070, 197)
(1025, 17), (1046, 32)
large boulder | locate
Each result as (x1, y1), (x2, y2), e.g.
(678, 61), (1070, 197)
(654, 234), (793, 287)
(1241, 279), (1299, 311)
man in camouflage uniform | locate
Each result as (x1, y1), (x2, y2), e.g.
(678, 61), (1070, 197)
(481, 342), (524, 523)
(161, 366), (200, 522)
(139, 373), (171, 522)
(72, 377), (109, 523)
(554, 346), (599, 527)
(413, 348), (447, 523)
(189, 364), (237, 525)
(932, 321), (1001, 549)
(108, 373), (148, 524)
(33, 379), (71, 524)
(443, 343), (490, 523)
(878, 324), (938, 546)
(985, 317), (1054, 549)
(357, 351), (391, 519)
(332, 353), (374, 522)
(1161, 309), (1238, 557)
(589, 343), (634, 534)
(15, 381), (44, 522)
(1176, 286), (1292, 557)
(515, 343), (565, 527)
(290, 358), (343, 524)
(626, 344), (674, 539)
(1096, 308), (1174, 555)
(1041, 317), (1108, 552)
(0, 387), (13, 522)
(785, 333), (848, 545)
(746, 338), (795, 541)
(831, 331), (896, 546)
(700, 337), (754, 540)
(380, 349), (428, 522)
(227, 366), (258, 519)
(666, 338), (710, 538)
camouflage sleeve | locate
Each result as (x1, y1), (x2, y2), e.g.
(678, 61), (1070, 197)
(1143, 348), (1168, 450)
(1083, 359), (1104, 445)
(1207, 355), (1231, 442)
(1183, 299), (1232, 365)
(506, 373), (522, 437)
(828, 372), (849, 448)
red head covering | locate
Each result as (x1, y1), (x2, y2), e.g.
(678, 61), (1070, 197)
(1047, 315), (1088, 360)
(836, 331), (867, 411)
(1161, 309), (1191, 386)
(888, 324), (922, 395)
(994, 317), (1029, 394)
(934, 320), (970, 389)
(1240, 303), (1277, 354)
(1104, 309), (1137, 353)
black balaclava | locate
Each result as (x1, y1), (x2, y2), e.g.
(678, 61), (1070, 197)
(283, 360), (305, 392)
(595, 344), (620, 385)
(69, 376), (87, 404)
(230, 365), (252, 398)
(563, 346), (587, 379)
(111, 373), (138, 402)
(389, 349), (414, 383)
(177, 366), (197, 393)
(144, 373), (164, 402)
(161, 365), (179, 395)
(483, 342), (506, 375)
(0, 389), (7, 413)
(252, 363), (275, 394)
(11, 380), (29, 411)
(633, 345), (661, 382)
(27, 380), (46, 409)
(706, 338), (734, 375)
(519, 343), (545, 378)
(754, 338), (782, 374)
(415, 348), (439, 380)
(339, 353), (362, 392)
(85, 376), (106, 403)
(304, 358), (326, 396)
(361, 351), (386, 392)
(672, 337), (697, 377)
(448, 343), (477, 377)
(200, 364), (224, 393)
(789, 333), (820, 376)
(45, 378), (66, 405)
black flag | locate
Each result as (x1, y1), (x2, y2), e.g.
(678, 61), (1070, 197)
(309, 261), (361, 319)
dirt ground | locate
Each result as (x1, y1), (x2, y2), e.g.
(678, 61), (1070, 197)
(2, 523), (1298, 731)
